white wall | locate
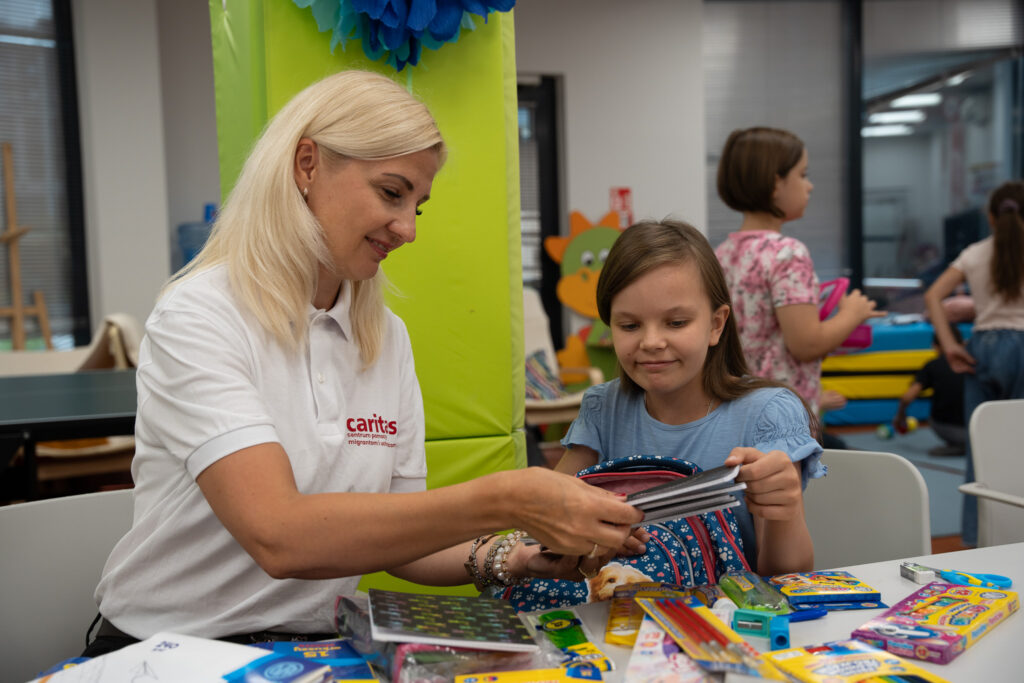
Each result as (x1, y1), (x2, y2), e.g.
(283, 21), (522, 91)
(514, 0), (707, 232)
(71, 0), (171, 330)
(156, 0), (221, 261)
(70, 0), (218, 332)
(70, 1), (706, 330)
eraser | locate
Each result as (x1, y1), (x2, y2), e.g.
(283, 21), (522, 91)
(899, 561), (936, 584)
(768, 616), (790, 650)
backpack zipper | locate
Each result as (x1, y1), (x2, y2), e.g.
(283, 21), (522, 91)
(688, 515), (718, 584)
(650, 523), (689, 585)
(714, 509), (753, 572)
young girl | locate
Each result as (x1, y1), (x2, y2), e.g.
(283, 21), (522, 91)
(924, 179), (1024, 546)
(714, 127), (884, 413)
(555, 220), (824, 575)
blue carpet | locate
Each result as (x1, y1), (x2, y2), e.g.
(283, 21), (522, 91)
(825, 426), (966, 538)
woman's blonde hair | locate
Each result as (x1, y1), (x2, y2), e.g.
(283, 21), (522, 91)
(168, 70), (445, 364)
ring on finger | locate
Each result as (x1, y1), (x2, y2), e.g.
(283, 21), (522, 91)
(587, 542), (600, 558)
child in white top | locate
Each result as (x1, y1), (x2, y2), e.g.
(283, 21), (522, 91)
(925, 179), (1024, 546)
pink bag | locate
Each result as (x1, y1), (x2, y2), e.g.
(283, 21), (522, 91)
(819, 278), (872, 351)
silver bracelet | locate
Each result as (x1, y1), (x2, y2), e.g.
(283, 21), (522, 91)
(465, 534), (496, 591)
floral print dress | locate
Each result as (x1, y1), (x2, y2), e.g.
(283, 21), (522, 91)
(715, 230), (821, 411)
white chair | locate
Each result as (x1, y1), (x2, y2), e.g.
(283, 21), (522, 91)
(803, 449), (930, 569)
(0, 488), (133, 681)
(959, 399), (1024, 547)
(522, 288), (602, 426)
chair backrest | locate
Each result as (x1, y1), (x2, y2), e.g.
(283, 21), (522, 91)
(970, 399), (1024, 547)
(0, 488), (133, 680)
(0, 313), (142, 377)
(803, 449), (930, 569)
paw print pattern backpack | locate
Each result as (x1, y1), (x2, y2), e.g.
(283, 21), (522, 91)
(495, 455), (752, 612)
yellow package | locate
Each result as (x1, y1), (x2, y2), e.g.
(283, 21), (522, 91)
(605, 582), (690, 647)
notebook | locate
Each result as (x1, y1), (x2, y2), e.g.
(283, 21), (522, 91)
(367, 589), (539, 652)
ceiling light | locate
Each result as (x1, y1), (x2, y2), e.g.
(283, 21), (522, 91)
(946, 72), (970, 87)
(869, 110), (926, 124)
(890, 93), (942, 108)
(862, 125), (914, 137)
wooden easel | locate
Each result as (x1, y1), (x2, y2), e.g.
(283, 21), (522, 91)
(1, 142), (53, 349)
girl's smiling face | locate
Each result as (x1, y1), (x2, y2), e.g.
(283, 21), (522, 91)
(610, 261), (729, 423)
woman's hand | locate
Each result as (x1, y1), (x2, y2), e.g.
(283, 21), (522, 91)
(724, 447), (803, 521)
(501, 467), (643, 556)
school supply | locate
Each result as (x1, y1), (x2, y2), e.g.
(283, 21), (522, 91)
(625, 464), (745, 525)
(527, 608), (614, 672)
(764, 640), (951, 682)
(250, 639), (378, 681)
(454, 665), (603, 682)
(768, 570), (883, 608)
(367, 589), (538, 652)
(783, 608), (827, 623)
(819, 278), (873, 351)
(605, 582), (719, 647)
(28, 632), (330, 683)
(623, 614), (713, 682)
(851, 581), (1019, 664)
(389, 643), (543, 683)
(718, 571), (790, 612)
(499, 455), (752, 612)
(898, 561), (1011, 589)
(635, 597), (788, 680)
(730, 609), (790, 650)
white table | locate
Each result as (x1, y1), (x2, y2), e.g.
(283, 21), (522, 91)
(574, 543), (1023, 682)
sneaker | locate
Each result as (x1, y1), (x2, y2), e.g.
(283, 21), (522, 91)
(927, 444), (966, 457)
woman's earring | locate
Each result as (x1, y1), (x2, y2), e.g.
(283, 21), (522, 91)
(302, 187), (309, 198)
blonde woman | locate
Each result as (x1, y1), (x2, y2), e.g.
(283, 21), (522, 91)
(86, 71), (641, 655)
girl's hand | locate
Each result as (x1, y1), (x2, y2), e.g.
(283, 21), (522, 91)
(724, 447), (803, 521)
(838, 288), (887, 324)
(617, 527), (650, 556)
(944, 343), (977, 374)
(505, 543), (616, 582)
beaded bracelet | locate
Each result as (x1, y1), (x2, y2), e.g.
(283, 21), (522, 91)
(490, 530), (527, 587)
(464, 534), (497, 592)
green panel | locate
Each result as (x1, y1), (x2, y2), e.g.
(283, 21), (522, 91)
(208, 0), (267, 197)
(209, 2), (527, 467)
(356, 433), (524, 596)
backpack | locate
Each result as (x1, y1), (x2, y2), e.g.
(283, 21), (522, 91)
(496, 455), (752, 612)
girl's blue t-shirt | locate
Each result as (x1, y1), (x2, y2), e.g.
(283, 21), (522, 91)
(561, 380), (825, 567)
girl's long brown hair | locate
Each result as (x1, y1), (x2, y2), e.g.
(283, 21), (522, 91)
(988, 180), (1024, 302)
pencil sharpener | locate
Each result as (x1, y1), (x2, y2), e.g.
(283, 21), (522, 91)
(900, 561), (937, 584)
(732, 608), (773, 637)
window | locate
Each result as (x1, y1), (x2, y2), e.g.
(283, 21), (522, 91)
(0, 0), (87, 349)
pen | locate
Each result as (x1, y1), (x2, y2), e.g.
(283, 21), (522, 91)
(785, 608), (827, 622)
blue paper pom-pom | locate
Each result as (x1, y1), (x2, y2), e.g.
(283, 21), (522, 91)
(295, 0), (516, 70)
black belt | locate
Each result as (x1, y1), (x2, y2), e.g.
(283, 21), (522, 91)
(96, 616), (338, 645)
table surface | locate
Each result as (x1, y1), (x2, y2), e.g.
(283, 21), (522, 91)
(0, 369), (137, 436)
(575, 542), (1024, 683)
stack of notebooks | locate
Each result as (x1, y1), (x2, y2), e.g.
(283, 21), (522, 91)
(625, 464), (746, 525)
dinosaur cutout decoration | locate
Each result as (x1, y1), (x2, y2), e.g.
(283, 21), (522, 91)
(544, 211), (623, 377)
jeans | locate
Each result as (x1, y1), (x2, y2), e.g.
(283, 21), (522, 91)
(961, 329), (1024, 546)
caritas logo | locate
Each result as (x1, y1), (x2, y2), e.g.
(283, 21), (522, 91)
(345, 413), (398, 448)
